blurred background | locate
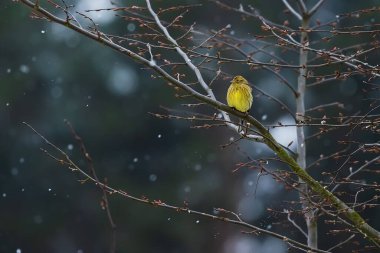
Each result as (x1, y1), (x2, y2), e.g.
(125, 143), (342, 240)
(1, 0), (380, 252)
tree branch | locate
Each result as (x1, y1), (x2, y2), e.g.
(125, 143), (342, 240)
(332, 154), (380, 192)
(64, 120), (117, 253)
(327, 235), (356, 251)
(296, 14), (318, 249)
(282, 0), (302, 20)
(308, 0), (326, 17)
(285, 209), (308, 238)
(296, 0), (307, 14)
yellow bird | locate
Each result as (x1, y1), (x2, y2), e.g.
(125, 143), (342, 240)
(227, 75), (253, 113)
(227, 75), (253, 132)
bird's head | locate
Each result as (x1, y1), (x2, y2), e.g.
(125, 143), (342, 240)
(231, 75), (248, 85)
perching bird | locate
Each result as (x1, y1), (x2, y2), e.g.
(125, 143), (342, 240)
(227, 75), (253, 132)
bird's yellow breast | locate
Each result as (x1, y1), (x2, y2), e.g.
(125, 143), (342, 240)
(227, 84), (253, 113)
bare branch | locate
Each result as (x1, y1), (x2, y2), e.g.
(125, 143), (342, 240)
(260, 19), (380, 78)
(306, 102), (344, 113)
(147, 43), (156, 66)
(64, 120), (116, 253)
(332, 155), (380, 192)
(327, 235), (356, 251)
(282, 0), (302, 20)
(211, 1), (294, 31)
(296, 0), (307, 14)
(308, 0), (326, 17)
(285, 209), (308, 238)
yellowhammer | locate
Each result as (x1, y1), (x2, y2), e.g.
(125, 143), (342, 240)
(227, 75), (253, 112)
(227, 75), (253, 132)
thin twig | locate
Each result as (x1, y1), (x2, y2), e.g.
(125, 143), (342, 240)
(284, 209), (308, 238)
(64, 120), (117, 253)
(306, 102), (344, 113)
(327, 234), (356, 251)
(332, 155), (380, 192)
